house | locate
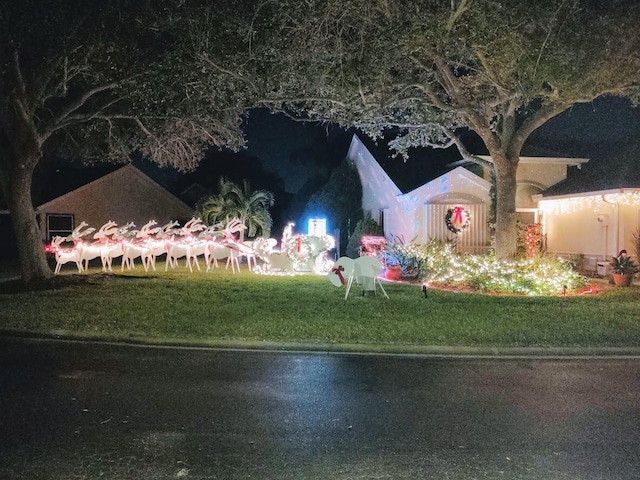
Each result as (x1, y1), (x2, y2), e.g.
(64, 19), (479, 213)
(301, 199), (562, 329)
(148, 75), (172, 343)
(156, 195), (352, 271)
(36, 164), (193, 241)
(347, 134), (591, 255)
(535, 188), (640, 273)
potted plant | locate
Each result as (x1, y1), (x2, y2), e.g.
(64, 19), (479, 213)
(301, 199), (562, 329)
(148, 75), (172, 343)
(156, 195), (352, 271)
(609, 252), (638, 287)
(381, 249), (403, 280)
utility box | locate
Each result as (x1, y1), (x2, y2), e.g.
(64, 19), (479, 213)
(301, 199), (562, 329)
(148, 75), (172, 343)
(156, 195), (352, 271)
(596, 261), (611, 277)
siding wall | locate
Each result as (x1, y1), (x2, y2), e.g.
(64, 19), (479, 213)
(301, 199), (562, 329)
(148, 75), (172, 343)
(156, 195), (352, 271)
(425, 203), (489, 253)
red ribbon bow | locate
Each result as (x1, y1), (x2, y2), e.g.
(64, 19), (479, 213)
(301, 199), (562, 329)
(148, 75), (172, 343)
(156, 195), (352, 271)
(331, 265), (345, 285)
(453, 206), (464, 225)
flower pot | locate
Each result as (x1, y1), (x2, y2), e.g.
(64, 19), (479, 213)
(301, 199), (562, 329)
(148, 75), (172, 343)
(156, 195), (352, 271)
(612, 272), (634, 287)
(384, 265), (402, 281)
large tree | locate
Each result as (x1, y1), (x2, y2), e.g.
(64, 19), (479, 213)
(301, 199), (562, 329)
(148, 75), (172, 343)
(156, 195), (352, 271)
(0, 0), (255, 284)
(246, 0), (640, 258)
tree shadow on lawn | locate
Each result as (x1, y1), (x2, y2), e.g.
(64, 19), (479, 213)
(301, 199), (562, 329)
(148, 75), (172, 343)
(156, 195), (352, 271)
(0, 273), (155, 294)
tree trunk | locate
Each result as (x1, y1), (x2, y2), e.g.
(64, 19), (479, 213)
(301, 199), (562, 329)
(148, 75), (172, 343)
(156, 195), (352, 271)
(491, 153), (518, 260)
(2, 163), (53, 284)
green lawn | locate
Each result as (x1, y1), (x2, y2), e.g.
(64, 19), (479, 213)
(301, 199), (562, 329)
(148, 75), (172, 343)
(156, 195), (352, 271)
(1, 261), (639, 349)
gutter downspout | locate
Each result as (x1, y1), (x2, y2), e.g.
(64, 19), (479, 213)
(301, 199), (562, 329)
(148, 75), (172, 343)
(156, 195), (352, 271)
(602, 195), (619, 258)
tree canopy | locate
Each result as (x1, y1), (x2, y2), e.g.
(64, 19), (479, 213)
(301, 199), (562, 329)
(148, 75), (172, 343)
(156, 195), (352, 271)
(0, 0), (257, 282)
(244, 0), (640, 257)
(3, 0), (640, 283)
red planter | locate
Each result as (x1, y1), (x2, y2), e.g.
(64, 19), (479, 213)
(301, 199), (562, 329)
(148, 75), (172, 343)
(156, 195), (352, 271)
(384, 265), (402, 281)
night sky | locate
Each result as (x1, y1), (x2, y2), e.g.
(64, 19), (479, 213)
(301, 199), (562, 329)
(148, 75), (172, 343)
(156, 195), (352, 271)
(25, 95), (640, 235)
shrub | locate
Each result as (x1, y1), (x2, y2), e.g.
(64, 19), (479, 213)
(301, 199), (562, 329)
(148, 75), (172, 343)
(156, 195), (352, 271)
(345, 215), (383, 258)
(381, 238), (588, 295)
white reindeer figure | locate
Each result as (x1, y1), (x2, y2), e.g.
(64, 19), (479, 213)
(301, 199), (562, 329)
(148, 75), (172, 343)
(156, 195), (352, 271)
(72, 221), (126, 272)
(165, 218), (207, 272)
(121, 241), (151, 271)
(136, 220), (161, 239)
(204, 218), (255, 273)
(68, 221), (96, 242)
(92, 221), (118, 241)
(118, 220), (164, 271)
(48, 236), (83, 274)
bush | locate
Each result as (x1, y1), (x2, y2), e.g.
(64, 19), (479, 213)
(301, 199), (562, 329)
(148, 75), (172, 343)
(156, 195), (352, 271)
(381, 238), (589, 295)
(345, 216), (383, 258)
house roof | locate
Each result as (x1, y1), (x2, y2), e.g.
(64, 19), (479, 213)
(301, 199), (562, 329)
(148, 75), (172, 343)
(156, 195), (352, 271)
(478, 155), (589, 167)
(36, 164), (191, 212)
(403, 165), (491, 200)
(534, 187), (640, 202)
(540, 144), (640, 197)
(348, 134), (483, 193)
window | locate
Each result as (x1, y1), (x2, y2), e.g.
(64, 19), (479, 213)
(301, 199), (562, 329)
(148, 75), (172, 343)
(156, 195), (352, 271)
(47, 214), (73, 241)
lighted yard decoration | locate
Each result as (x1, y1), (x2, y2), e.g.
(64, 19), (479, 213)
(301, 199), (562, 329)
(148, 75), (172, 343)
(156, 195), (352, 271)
(281, 233), (335, 272)
(328, 256), (388, 299)
(251, 237), (295, 274)
(164, 218), (208, 272)
(204, 219), (254, 274)
(251, 224), (335, 275)
(47, 236), (83, 274)
(45, 218), (337, 276)
(46, 217), (254, 274)
(445, 206), (471, 234)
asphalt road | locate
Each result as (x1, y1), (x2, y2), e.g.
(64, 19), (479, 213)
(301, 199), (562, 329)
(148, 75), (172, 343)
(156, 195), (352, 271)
(1, 336), (639, 480)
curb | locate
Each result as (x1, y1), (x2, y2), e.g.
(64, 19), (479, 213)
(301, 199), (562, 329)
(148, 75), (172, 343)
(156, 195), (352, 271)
(3, 329), (640, 358)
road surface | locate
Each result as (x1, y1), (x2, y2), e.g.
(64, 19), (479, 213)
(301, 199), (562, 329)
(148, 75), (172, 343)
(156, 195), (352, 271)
(1, 336), (639, 479)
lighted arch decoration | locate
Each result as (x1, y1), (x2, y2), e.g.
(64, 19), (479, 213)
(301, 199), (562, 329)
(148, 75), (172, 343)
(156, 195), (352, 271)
(445, 206), (471, 234)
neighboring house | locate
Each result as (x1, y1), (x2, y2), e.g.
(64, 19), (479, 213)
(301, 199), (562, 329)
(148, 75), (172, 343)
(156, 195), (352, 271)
(36, 164), (193, 241)
(347, 134), (589, 254)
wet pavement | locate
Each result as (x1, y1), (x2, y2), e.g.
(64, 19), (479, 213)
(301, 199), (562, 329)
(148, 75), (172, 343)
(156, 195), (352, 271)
(1, 336), (639, 479)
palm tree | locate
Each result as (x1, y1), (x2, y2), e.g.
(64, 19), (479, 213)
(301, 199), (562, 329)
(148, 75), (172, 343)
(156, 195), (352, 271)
(195, 177), (275, 240)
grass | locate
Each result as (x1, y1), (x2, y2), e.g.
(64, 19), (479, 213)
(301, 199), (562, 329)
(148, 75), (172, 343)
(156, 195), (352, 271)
(1, 259), (640, 349)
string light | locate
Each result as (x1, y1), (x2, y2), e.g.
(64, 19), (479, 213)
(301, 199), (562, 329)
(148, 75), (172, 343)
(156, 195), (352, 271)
(538, 190), (640, 215)
(381, 239), (587, 295)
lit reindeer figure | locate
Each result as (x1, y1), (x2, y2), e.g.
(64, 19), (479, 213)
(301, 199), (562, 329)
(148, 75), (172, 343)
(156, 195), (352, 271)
(165, 218), (207, 272)
(68, 221), (96, 243)
(73, 221), (126, 272)
(142, 220), (180, 271)
(120, 221), (163, 272)
(205, 218), (250, 273)
(117, 220), (164, 271)
(48, 235), (83, 274)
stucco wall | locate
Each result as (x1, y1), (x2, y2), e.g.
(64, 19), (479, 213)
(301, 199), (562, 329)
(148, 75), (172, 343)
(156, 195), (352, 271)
(543, 202), (640, 260)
